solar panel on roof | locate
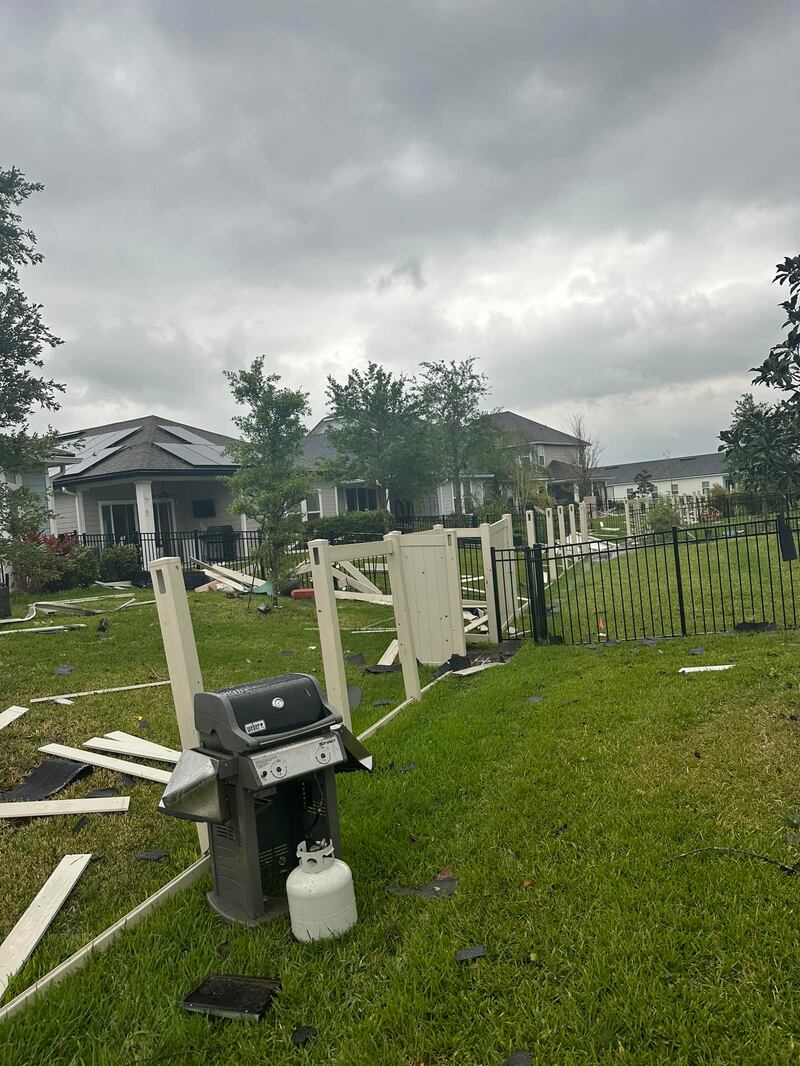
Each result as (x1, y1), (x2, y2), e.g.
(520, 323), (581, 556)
(159, 424), (216, 447)
(155, 442), (232, 467)
(64, 446), (123, 476)
(71, 427), (140, 455)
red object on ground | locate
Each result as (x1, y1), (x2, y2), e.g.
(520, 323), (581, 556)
(291, 588), (315, 600)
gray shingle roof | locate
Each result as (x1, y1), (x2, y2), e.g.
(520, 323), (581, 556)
(53, 415), (238, 486)
(490, 411), (586, 447)
(596, 452), (726, 486)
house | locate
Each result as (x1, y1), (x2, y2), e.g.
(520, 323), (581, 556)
(50, 416), (251, 564)
(2, 446), (76, 536)
(597, 452), (731, 501)
(299, 411), (605, 517)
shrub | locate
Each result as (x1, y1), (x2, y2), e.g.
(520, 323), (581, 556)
(307, 509), (392, 542)
(99, 544), (141, 581)
(646, 498), (682, 533)
(5, 540), (67, 594)
(60, 546), (100, 589)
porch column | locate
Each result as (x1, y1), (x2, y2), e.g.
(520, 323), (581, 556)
(135, 481), (156, 534)
(75, 490), (86, 536)
(135, 481), (156, 568)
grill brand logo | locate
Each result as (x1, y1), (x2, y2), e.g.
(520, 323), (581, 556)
(244, 719), (266, 735)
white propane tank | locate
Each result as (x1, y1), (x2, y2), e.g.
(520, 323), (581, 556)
(286, 840), (357, 942)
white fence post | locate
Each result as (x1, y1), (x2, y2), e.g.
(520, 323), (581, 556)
(545, 508), (555, 546)
(443, 528), (467, 658)
(308, 539), (350, 728)
(568, 504), (577, 542)
(579, 502), (589, 542)
(525, 510), (537, 548)
(557, 506), (566, 542)
(624, 499), (631, 536)
(384, 533), (422, 702)
(480, 522), (500, 644)
(148, 556), (208, 853)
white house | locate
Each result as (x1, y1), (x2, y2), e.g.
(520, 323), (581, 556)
(597, 452), (731, 501)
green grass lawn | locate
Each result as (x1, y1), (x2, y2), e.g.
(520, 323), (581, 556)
(3, 590), (800, 1062)
(526, 529), (800, 645)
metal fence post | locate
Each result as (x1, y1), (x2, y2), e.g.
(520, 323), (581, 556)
(672, 526), (687, 636)
(525, 545), (548, 643)
(490, 546), (504, 641)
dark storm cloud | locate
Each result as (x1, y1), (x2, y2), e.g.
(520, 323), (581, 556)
(1, 0), (798, 459)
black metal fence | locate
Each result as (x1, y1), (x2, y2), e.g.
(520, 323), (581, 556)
(491, 515), (800, 645)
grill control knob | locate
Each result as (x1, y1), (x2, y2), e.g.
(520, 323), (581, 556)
(270, 761), (287, 779)
(315, 748), (331, 765)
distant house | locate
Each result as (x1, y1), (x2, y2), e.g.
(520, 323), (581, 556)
(2, 446), (76, 536)
(50, 416), (250, 562)
(300, 411), (606, 517)
(597, 452), (731, 501)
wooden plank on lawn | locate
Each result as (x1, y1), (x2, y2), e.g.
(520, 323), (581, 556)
(0, 625), (87, 636)
(377, 639), (399, 666)
(103, 731), (181, 759)
(82, 738), (180, 764)
(0, 798), (130, 819)
(334, 591), (393, 605)
(38, 745), (172, 784)
(0, 856), (210, 1021)
(0, 707), (27, 731)
(30, 681), (170, 705)
(0, 854), (92, 998)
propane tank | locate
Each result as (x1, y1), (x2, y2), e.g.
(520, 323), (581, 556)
(286, 840), (357, 942)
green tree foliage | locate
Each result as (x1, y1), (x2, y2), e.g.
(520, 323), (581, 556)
(718, 393), (800, 495)
(221, 357), (311, 602)
(324, 362), (437, 507)
(634, 469), (656, 497)
(416, 358), (502, 518)
(1, 167), (64, 546)
(751, 255), (800, 400)
(646, 497), (682, 533)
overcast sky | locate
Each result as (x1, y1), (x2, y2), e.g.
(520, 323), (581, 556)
(3, 1), (798, 463)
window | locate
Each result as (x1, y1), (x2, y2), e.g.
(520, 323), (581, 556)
(626, 488), (636, 499)
(100, 502), (138, 541)
(701, 481), (710, 493)
(345, 486), (378, 512)
(671, 484), (679, 495)
(191, 499), (216, 518)
(537, 450), (546, 467)
(304, 492), (321, 522)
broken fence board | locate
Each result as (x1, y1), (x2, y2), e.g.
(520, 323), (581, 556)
(678, 664), (734, 674)
(334, 591), (393, 606)
(104, 730), (180, 758)
(38, 745), (172, 784)
(451, 662), (504, 677)
(0, 856), (210, 1020)
(0, 798), (130, 819)
(377, 639), (399, 667)
(188, 558), (257, 589)
(0, 625), (87, 636)
(0, 707), (27, 732)
(30, 681), (170, 705)
(83, 736), (180, 764)
(0, 854), (92, 999)
(463, 614), (489, 634)
(336, 560), (383, 596)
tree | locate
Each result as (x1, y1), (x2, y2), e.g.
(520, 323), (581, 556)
(718, 393), (800, 495)
(634, 469), (656, 497)
(1, 167), (64, 544)
(221, 357), (312, 603)
(416, 358), (503, 519)
(751, 255), (800, 401)
(324, 362), (437, 509)
(566, 412), (604, 501)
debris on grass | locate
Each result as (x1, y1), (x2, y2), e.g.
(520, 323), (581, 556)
(291, 1025), (318, 1047)
(0, 706), (27, 731)
(527, 696), (543, 705)
(2, 758), (92, 802)
(96, 619), (108, 633)
(86, 787), (119, 799)
(679, 664), (734, 674)
(279, 650), (294, 658)
(347, 686), (362, 711)
(689, 647), (705, 656)
(345, 652), (365, 666)
(257, 604), (271, 616)
(135, 850), (168, 862)
(365, 664), (402, 674)
(641, 637), (660, 647)
(181, 974), (281, 1021)
(71, 816), (89, 834)
(436, 867), (453, 880)
(502, 1052), (533, 1066)
(734, 621), (777, 634)
(385, 876), (457, 899)
(454, 944), (486, 963)
(667, 846), (800, 876)
(54, 664), (76, 676)
(397, 762), (417, 773)
(373, 699), (393, 707)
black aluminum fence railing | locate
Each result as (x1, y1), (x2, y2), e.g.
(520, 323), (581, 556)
(491, 515), (800, 645)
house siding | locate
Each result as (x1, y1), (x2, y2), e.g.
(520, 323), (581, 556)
(608, 473), (726, 501)
(317, 484), (338, 518)
(52, 490), (78, 532)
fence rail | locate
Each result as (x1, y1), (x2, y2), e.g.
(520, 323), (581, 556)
(492, 515), (800, 645)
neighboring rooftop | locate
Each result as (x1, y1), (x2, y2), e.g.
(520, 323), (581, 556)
(490, 411), (586, 447)
(53, 415), (238, 485)
(596, 452), (726, 487)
